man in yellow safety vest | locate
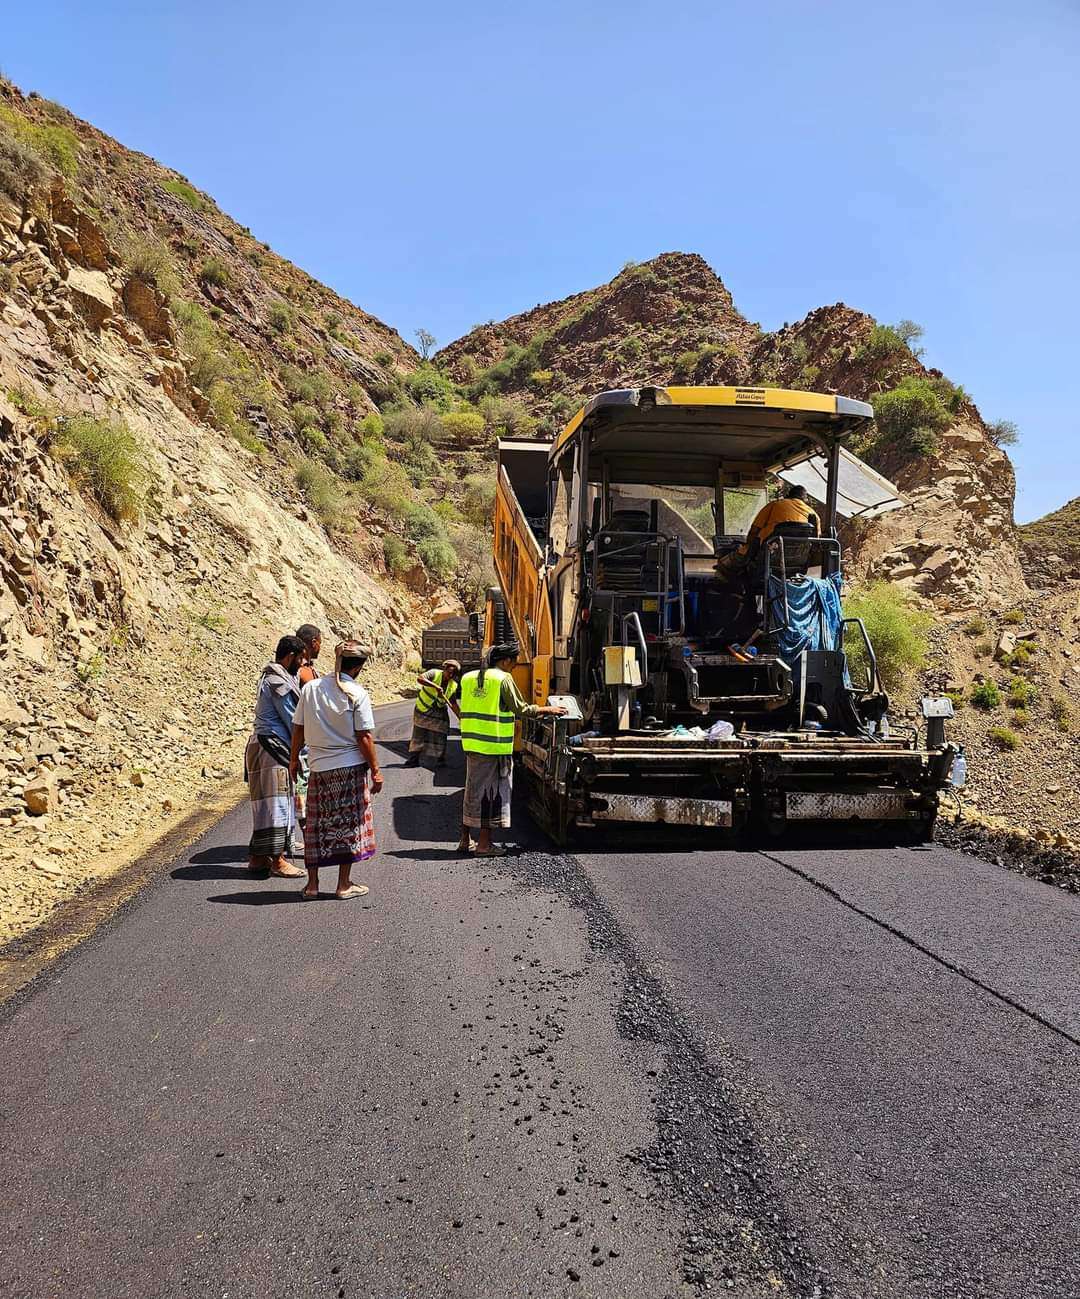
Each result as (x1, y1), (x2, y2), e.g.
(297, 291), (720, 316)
(405, 658), (461, 769)
(457, 643), (565, 856)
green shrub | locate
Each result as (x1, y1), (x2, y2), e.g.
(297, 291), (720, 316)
(268, 301), (293, 334)
(467, 333), (549, 399)
(989, 725), (1019, 751)
(199, 257), (230, 289)
(403, 364), (456, 411)
(1010, 708), (1030, 729)
(856, 324), (908, 366)
(53, 413), (155, 522)
(529, 369), (555, 386)
(1007, 676), (1038, 709)
(477, 393), (537, 438)
(342, 440), (381, 481)
(969, 680), (1002, 710)
(962, 616), (987, 637)
(1001, 644), (1031, 668)
(228, 422), (265, 455)
(402, 436), (438, 485)
(120, 234), (178, 294)
(301, 426), (329, 457)
(306, 371), (333, 409)
(295, 461), (346, 529)
(462, 472), (496, 529)
(6, 385), (51, 431)
(944, 689), (965, 709)
(0, 105), (78, 179)
(0, 120), (47, 200)
(374, 349), (394, 368)
(842, 581), (931, 689)
(357, 453), (412, 520)
(358, 411), (384, 440)
(404, 502), (445, 544)
(280, 364), (316, 405)
(974, 638), (994, 657)
(440, 410), (485, 441)
(1002, 608), (1024, 624)
(31, 121), (78, 176)
(383, 535), (410, 576)
(417, 535), (457, 580)
(873, 376), (953, 455)
(161, 177), (205, 211)
(1050, 695), (1072, 732)
(172, 299), (227, 391)
(986, 419), (1019, 448)
(290, 402), (321, 433)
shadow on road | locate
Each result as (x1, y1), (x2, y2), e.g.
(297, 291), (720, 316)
(391, 790), (463, 842)
(171, 844), (253, 882)
(191, 844), (249, 864)
(206, 889), (305, 906)
(388, 848), (475, 862)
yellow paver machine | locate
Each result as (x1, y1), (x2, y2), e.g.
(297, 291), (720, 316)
(479, 385), (957, 842)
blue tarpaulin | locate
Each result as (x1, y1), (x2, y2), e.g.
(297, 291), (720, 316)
(768, 572), (843, 662)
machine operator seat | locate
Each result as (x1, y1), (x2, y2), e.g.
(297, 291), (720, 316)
(596, 509), (655, 592)
(760, 521), (817, 582)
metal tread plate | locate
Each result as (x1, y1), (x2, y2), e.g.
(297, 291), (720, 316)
(589, 793), (733, 827)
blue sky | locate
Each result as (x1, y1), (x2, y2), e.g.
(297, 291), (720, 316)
(4, 0), (1078, 520)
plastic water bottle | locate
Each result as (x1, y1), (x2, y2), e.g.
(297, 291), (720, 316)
(951, 746), (967, 788)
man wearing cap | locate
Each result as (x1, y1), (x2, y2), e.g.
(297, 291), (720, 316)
(457, 643), (565, 856)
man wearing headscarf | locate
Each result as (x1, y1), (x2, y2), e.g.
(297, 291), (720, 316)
(289, 640), (383, 899)
(457, 643), (565, 856)
(405, 658), (462, 769)
(246, 635), (306, 877)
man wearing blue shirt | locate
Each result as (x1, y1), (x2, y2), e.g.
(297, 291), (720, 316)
(246, 635), (307, 876)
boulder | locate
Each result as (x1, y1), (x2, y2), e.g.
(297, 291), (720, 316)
(995, 630), (1018, 662)
(122, 276), (174, 343)
(65, 266), (114, 329)
(23, 771), (56, 816)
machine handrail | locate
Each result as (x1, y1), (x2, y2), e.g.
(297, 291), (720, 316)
(622, 612), (649, 681)
(840, 616), (879, 693)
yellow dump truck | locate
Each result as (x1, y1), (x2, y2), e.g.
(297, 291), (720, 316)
(481, 385), (957, 842)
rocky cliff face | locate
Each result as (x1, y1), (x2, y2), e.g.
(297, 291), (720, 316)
(440, 253), (1027, 610)
(0, 82), (442, 947)
(1019, 497), (1080, 586)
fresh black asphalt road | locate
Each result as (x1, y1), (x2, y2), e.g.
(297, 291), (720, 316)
(1, 701), (1077, 1298)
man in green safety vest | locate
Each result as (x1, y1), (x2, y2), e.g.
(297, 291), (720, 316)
(406, 659), (462, 769)
(457, 642), (566, 856)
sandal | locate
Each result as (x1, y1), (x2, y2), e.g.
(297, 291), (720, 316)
(271, 861), (305, 878)
(335, 884), (370, 900)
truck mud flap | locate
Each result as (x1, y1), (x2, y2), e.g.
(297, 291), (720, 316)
(588, 793), (733, 827)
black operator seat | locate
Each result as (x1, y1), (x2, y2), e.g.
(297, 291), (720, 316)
(760, 520), (816, 581)
(596, 509), (654, 591)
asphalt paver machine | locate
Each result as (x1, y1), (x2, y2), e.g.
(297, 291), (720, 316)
(482, 385), (956, 843)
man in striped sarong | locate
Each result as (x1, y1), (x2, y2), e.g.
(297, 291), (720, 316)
(246, 635), (306, 877)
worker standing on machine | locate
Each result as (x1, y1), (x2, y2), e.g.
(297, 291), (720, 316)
(457, 643), (565, 856)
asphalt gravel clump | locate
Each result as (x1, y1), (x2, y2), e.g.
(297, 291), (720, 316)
(937, 819), (1079, 893)
(490, 846), (832, 1298)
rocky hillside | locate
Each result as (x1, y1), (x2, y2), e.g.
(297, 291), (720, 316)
(1019, 497), (1080, 586)
(0, 80), (470, 950)
(440, 253), (1026, 610)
